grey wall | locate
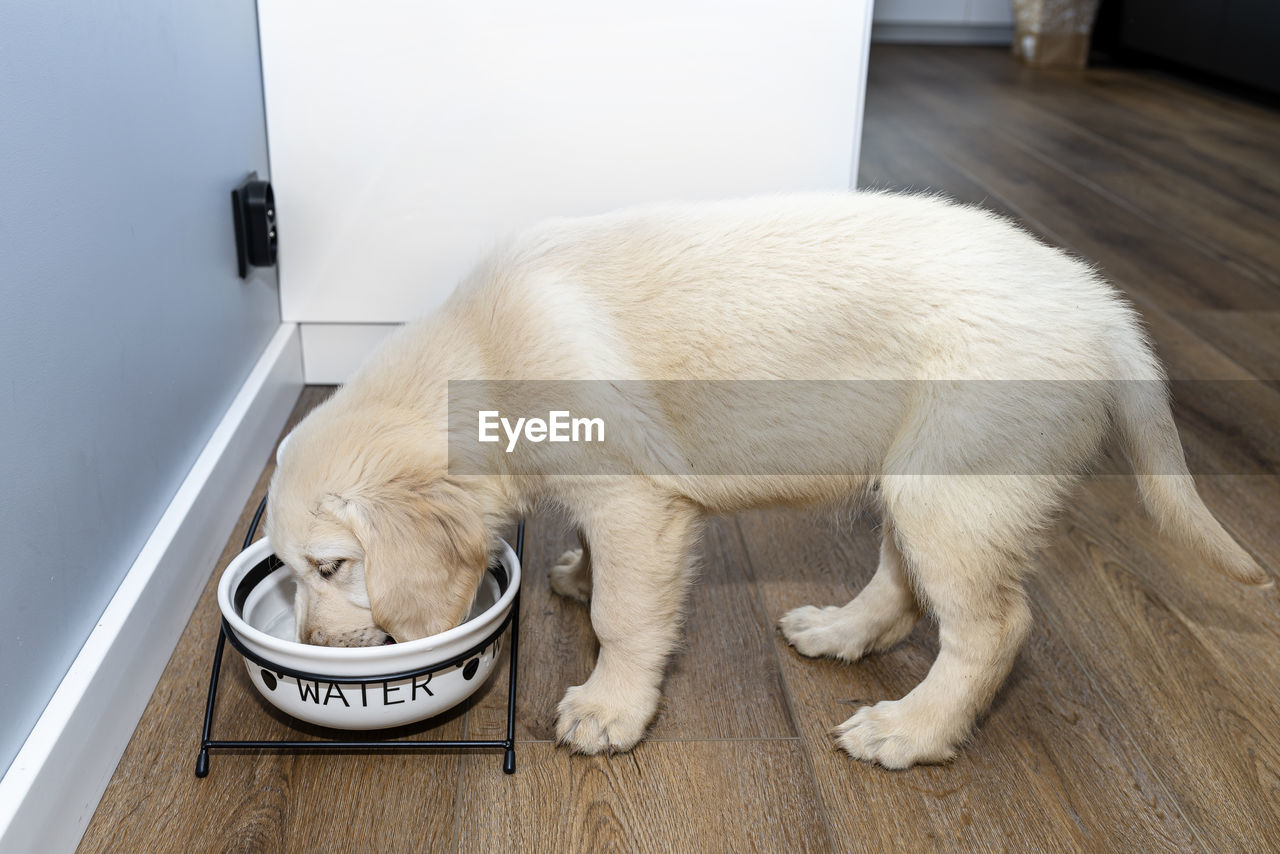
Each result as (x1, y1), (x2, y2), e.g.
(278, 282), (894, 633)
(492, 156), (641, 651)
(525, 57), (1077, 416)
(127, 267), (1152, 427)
(0, 2), (280, 775)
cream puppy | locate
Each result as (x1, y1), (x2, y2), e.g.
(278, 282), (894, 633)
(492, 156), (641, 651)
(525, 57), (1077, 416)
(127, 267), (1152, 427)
(266, 192), (1267, 768)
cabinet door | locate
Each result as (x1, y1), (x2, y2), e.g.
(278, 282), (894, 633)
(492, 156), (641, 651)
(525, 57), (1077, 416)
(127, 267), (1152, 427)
(259, 0), (873, 328)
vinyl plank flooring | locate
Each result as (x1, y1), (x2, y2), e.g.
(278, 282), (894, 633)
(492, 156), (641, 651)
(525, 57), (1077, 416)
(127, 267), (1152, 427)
(1037, 477), (1280, 851)
(455, 740), (830, 854)
(1184, 311), (1280, 386)
(926, 48), (1280, 218)
(736, 508), (1201, 853)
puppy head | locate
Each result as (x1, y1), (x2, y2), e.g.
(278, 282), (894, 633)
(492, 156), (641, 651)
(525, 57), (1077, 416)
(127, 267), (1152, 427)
(266, 418), (491, 646)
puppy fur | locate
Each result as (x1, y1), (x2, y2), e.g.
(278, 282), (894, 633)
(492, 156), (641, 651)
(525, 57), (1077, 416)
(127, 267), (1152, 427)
(266, 192), (1268, 768)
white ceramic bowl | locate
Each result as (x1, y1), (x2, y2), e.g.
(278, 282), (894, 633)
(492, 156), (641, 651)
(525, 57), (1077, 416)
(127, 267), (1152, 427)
(217, 536), (520, 729)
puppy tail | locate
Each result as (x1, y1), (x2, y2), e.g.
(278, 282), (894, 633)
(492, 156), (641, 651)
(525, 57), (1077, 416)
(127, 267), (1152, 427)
(1110, 329), (1270, 586)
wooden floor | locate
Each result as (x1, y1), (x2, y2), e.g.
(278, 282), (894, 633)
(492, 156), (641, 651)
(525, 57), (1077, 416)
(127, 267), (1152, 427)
(81, 46), (1280, 853)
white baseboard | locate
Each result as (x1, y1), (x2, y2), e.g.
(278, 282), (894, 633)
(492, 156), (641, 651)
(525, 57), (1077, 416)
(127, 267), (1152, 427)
(299, 322), (400, 384)
(0, 323), (304, 854)
(872, 23), (1014, 45)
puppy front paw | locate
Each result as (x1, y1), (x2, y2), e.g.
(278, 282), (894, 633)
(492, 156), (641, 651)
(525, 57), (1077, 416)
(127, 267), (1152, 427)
(832, 700), (960, 769)
(555, 680), (657, 754)
(549, 548), (592, 602)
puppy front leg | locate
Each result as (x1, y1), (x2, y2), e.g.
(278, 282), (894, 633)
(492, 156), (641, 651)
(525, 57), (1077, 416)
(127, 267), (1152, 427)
(556, 493), (701, 754)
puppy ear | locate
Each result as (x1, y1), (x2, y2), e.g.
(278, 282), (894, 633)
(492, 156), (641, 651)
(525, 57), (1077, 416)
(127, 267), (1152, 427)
(328, 478), (489, 642)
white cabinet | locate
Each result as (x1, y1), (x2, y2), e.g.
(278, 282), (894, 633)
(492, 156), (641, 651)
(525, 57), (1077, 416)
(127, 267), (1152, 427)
(257, 1), (874, 382)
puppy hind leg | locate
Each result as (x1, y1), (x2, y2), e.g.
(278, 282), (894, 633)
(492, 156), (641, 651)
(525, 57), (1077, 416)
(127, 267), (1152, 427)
(549, 529), (593, 603)
(780, 524), (921, 661)
(555, 495), (701, 754)
(835, 477), (1038, 768)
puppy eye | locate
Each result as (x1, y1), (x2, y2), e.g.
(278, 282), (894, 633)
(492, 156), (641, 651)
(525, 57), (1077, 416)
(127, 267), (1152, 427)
(317, 559), (345, 579)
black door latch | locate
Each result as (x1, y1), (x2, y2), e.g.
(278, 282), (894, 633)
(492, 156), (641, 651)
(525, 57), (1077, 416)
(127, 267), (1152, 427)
(232, 172), (277, 278)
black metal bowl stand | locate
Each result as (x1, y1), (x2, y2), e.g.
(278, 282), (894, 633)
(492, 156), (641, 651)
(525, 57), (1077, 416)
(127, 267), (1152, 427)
(196, 495), (524, 777)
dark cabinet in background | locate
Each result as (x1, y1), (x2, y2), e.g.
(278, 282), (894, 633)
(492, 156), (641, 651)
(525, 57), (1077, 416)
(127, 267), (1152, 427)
(1101, 0), (1280, 95)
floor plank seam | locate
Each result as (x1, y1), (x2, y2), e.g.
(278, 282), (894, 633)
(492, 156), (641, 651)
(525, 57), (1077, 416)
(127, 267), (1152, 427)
(449, 740), (467, 850)
(728, 515), (842, 851)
